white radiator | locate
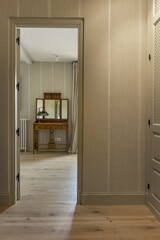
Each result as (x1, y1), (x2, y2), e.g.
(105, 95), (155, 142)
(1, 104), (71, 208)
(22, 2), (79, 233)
(20, 119), (28, 152)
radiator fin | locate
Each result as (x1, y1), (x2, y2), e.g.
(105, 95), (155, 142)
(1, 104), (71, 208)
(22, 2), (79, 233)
(20, 119), (28, 152)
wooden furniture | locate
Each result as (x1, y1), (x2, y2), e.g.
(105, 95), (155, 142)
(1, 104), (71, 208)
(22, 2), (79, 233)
(33, 93), (69, 154)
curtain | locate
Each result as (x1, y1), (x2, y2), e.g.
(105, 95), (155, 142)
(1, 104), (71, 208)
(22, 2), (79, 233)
(69, 62), (78, 153)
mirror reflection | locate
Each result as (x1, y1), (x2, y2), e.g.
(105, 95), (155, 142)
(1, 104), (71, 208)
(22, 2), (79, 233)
(45, 100), (60, 119)
(62, 100), (68, 119)
(37, 99), (43, 119)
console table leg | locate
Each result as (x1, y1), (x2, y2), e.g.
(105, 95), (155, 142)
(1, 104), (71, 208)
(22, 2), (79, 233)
(36, 131), (38, 151)
(67, 128), (69, 154)
(33, 128), (35, 154)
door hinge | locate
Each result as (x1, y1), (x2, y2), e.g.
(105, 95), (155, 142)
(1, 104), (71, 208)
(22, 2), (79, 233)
(16, 36), (20, 45)
(16, 82), (20, 91)
(16, 128), (20, 136)
(16, 173), (20, 182)
(149, 54), (151, 61)
(148, 119), (151, 127)
(147, 184), (150, 190)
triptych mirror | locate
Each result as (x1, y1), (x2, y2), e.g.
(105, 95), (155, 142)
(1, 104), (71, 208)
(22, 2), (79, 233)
(36, 93), (69, 121)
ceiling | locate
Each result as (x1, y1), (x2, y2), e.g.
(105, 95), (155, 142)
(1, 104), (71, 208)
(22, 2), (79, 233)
(20, 28), (78, 64)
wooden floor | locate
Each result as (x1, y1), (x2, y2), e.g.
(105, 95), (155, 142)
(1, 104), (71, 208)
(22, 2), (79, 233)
(0, 152), (160, 240)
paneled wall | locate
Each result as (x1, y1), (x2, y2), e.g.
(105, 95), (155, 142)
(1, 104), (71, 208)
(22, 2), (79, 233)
(0, 0), (148, 206)
(20, 61), (73, 151)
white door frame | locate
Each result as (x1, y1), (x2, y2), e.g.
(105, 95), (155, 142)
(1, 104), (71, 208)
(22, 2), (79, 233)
(9, 18), (84, 205)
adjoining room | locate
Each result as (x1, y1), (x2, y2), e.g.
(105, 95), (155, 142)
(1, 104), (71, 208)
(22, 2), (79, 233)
(19, 27), (78, 203)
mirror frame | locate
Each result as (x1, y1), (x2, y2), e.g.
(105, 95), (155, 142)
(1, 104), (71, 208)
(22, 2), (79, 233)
(36, 93), (69, 121)
(61, 99), (69, 119)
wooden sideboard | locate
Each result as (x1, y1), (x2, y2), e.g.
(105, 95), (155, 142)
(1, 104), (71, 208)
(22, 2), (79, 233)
(33, 121), (68, 154)
(33, 92), (69, 154)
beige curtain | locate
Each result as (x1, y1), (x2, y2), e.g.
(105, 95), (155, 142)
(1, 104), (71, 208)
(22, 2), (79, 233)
(69, 62), (78, 153)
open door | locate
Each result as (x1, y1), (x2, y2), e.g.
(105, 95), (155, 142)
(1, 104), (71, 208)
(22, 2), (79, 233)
(15, 28), (20, 200)
(148, 0), (160, 219)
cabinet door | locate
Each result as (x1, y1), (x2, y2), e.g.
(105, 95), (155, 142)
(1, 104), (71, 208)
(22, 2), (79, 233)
(148, 0), (160, 219)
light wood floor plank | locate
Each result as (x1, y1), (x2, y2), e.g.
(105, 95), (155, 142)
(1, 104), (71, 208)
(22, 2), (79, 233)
(0, 152), (159, 240)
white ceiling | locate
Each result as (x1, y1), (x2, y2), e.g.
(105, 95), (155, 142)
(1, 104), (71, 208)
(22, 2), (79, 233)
(20, 28), (78, 64)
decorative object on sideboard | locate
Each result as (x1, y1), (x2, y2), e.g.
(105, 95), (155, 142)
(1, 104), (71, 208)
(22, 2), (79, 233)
(37, 108), (49, 117)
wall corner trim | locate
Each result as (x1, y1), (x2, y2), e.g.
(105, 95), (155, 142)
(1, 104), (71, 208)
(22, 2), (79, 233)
(0, 192), (10, 207)
(82, 192), (145, 205)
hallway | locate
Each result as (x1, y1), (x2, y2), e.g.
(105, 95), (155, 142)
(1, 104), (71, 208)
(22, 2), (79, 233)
(0, 152), (159, 240)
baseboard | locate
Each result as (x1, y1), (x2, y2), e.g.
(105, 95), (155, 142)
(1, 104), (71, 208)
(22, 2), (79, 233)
(82, 192), (145, 205)
(0, 192), (10, 206)
(77, 190), (82, 204)
(145, 191), (149, 203)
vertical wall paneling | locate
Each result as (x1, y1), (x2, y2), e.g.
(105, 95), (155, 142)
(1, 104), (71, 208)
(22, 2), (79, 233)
(138, 0), (142, 192)
(138, 0), (147, 192)
(30, 63), (41, 149)
(64, 63), (66, 97)
(39, 62), (43, 96)
(48, 0), (51, 17)
(107, 0), (111, 192)
(42, 63), (52, 93)
(19, 0), (49, 17)
(50, 0), (80, 17)
(0, 0), (148, 206)
(109, 0), (147, 194)
(81, 0), (109, 193)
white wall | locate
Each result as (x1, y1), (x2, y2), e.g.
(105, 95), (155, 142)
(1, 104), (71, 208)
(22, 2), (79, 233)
(20, 61), (73, 151)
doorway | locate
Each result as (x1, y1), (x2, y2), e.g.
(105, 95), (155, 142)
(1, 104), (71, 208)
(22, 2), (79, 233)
(19, 27), (78, 203)
(9, 18), (84, 206)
